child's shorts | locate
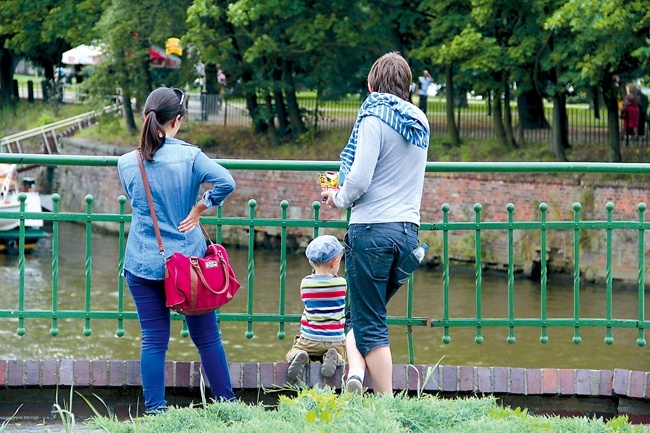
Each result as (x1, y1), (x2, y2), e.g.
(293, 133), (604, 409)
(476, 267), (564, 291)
(285, 335), (346, 363)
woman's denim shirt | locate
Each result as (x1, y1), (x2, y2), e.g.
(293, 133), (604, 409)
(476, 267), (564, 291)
(117, 137), (235, 280)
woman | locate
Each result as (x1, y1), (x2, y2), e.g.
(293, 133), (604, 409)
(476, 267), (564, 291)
(117, 87), (236, 414)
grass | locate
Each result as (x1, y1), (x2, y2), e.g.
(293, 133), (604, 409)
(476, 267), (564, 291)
(80, 387), (647, 433)
(0, 100), (90, 136)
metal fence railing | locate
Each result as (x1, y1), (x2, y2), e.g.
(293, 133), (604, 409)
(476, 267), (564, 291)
(189, 95), (649, 146)
(0, 154), (647, 364)
(0, 105), (121, 154)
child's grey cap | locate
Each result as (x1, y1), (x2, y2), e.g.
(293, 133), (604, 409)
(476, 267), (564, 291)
(305, 235), (343, 264)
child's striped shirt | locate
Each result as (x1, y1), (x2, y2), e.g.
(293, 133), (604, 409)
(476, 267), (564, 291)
(299, 274), (347, 342)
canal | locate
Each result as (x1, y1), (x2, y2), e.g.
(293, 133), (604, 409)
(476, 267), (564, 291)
(0, 222), (646, 371)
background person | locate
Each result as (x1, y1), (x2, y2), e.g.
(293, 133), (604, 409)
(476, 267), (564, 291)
(285, 235), (347, 382)
(321, 52), (430, 396)
(117, 87), (236, 414)
(416, 69), (433, 114)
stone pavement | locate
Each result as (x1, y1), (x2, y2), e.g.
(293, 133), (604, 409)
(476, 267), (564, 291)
(3, 421), (101, 432)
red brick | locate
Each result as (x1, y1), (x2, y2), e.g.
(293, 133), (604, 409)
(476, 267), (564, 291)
(559, 369), (575, 395)
(0, 360), (6, 386)
(242, 362), (257, 389)
(274, 363), (287, 387)
(599, 370), (614, 396)
(423, 365), (440, 391)
(493, 367), (508, 393)
(75, 361), (90, 387)
(25, 360), (40, 386)
(192, 362), (207, 388)
(526, 369), (541, 395)
(407, 365), (424, 391)
(259, 363), (274, 388)
(323, 364), (343, 390)
(509, 368), (525, 394)
(91, 361), (107, 387)
(629, 371), (646, 398)
(305, 363), (318, 387)
(165, 362), (174, 387)
(109, 361), (125, 387)
(393, 364), (407, 391)
(7, 360), (23, 387)
(176, 362), (191, 388)
(542, 369), (558, 394)
(459, 366), (475, 392)
(613, 369), (630, 396)
(646, 373), (650, 399)
(575, 369), (591, 395)
(59, 360), (73, 386)
(477, 367), (491, 393)
(42, 360), (57, 386)
(125, 360), (140, 386)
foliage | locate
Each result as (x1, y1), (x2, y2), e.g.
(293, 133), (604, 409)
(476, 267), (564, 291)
(85, 390), (647, 433)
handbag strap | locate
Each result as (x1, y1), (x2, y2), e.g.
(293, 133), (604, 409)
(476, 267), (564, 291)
(136, 150), (215, 262)
(137, 150), (166, 262)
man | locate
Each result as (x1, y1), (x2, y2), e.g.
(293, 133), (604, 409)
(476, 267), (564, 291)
(416, 70), (433, 115)
(321, 52), (430, 396)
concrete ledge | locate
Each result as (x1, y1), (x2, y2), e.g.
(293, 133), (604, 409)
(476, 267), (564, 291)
(0, 360), (648, 423)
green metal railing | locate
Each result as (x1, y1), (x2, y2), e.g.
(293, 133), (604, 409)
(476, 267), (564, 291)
(0, 154), (648, 364)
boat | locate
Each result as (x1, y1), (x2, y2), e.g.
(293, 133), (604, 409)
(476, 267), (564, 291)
(0, 164), (48, 254)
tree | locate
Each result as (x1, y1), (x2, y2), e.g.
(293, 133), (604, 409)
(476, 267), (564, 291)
(86, 0), (193, 132)
(416, 0), (471, 147)
(187, 0), (381, 142)
(546, 0), (649, 162)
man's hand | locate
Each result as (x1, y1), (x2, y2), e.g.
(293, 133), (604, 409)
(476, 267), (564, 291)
(321, 190), (338, 208)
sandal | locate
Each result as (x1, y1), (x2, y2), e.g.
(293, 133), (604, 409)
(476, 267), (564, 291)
(287, 350), (309, 382)
(321, 348), (338, 378)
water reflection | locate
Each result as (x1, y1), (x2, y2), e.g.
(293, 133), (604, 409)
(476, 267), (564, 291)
(0, 222), (646, 371)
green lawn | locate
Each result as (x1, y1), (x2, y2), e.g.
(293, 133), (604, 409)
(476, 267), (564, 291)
(82, 387), (646, 433)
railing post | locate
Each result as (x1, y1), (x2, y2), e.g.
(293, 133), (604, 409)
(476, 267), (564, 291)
(84, 195), (94, 337)
(474, 203), (484, 344)
(50, 194), (60, 336)
(539, 203), (549, 344)
(638, 202), (647, 347)
(572, 202), (582, 344)
(245, 199), (257, 339)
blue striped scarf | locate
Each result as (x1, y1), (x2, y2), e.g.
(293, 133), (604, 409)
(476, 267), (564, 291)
(339, 92), (430, 186)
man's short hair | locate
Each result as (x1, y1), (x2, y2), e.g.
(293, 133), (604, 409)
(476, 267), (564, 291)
(367, 52), (412, 101)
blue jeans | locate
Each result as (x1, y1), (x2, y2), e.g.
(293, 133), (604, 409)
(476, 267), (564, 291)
(125, 271), (235, 412)
(344, 222), (419, 356)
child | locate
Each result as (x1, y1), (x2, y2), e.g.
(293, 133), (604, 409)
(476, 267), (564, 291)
(286, 235), (347, 382)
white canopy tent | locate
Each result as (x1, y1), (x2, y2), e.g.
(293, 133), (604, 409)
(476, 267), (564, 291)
(61, 45), (102, 65)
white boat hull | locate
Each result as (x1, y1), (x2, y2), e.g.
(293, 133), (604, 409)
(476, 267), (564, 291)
(0, 191), (44, 231)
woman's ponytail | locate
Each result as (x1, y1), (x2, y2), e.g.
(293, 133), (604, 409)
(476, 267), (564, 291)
(138, 87), (187, 161)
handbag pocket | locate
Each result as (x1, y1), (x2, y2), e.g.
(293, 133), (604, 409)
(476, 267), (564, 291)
(395, 251), (421, 286)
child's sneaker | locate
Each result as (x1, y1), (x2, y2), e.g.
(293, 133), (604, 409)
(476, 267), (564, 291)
(321, 348), (338, 378)
(345, 375), (363, 395)
(287, 350), (309, 382)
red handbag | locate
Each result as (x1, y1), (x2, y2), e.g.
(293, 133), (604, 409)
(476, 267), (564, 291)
(164, 235), (240, 315)
(137, 151), (240, 315)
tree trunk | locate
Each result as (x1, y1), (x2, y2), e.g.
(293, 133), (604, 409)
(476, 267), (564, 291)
(282, 61), (306, 135)
(204, 63), (218, 94)
(492, 93), (509, 148)
(0, 48), (15, 105)
(120, 85), (137, 134)
(517, 89), (550, 129)
(550, 94), (568, 162)
(264, 93), (280, 147)
(272, 69), (288, 137)
(602, 79), (621, 162)
(445, 64), (461, 147)
(503, 81), (517, 148)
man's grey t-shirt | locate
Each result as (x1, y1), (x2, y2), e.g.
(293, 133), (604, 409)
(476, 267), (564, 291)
(333, 115), (428, 225)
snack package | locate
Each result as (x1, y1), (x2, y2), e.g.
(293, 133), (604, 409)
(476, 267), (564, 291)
(318, 171), (339, 202)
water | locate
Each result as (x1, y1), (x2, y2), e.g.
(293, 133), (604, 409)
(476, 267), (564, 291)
(0, 222), (646, 371)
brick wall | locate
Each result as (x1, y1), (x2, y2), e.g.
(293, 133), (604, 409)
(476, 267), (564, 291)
(57, 138), (650, 283)
(1, 360), (649, 423)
